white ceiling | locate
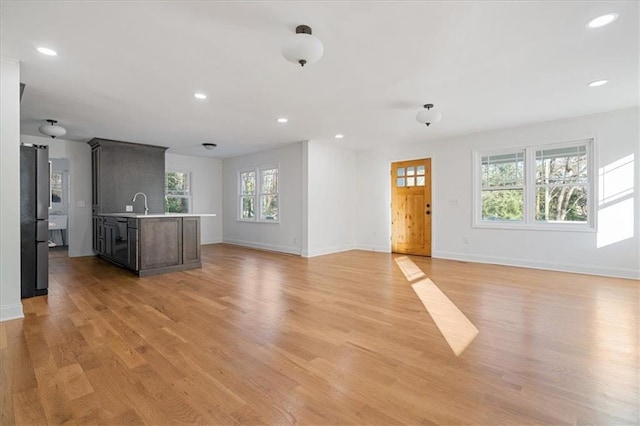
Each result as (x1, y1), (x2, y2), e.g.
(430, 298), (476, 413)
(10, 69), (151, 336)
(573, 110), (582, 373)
(1, 1), (638, 158)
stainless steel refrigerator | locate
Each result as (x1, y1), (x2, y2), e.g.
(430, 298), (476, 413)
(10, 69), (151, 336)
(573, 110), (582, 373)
(20, 144), (49, 298)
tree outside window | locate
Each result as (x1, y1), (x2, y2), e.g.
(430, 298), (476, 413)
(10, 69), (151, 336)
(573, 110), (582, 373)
(165, 171), (191, 213)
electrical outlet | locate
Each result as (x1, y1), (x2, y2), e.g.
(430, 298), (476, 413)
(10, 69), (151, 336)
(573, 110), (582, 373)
(463, 235), (470, 244)
(76, 200), (85, 208)
(126, 205), (133, 212)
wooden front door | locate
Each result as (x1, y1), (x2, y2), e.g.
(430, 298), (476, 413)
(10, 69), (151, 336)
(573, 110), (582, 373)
(391, 158), (432, 256)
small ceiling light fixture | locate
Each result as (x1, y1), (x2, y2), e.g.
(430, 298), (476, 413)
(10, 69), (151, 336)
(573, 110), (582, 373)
(281, 25), (324, 67)
(277, 118), (288, 123)
(588, 79), (608, 87)
(194, 93), (207, 100)
(202, 143), (217, 150)
(38, 119), (66, 138)
(586, 13), (619, 29)
(416, 104), (442, 127)
(36, 47), (58, 56)
(335, 134), (344, 139)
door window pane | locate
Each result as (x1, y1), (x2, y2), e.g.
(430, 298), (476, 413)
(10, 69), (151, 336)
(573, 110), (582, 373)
(417, 165), (425, 175)
(417, 176), (425, 186)
(397, 177), (405, 187)
(407, 177), (415, 186)
(397, 167), (405, 177)
(407, 167), (415, 176)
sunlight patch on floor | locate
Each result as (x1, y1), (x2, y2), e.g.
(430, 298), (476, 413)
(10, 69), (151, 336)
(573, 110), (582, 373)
(412, 278), (479, 356)
(394, 256), (426, 282)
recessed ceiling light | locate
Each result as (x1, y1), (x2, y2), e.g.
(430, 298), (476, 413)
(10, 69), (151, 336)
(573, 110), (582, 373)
(277, 118), (288, 123)
(37, 47), (57, 56)
(335, 134), (344, 139)
(586, 13), (619, 29)
(588, 80), (608, 87)
(194, 93), (207, 100)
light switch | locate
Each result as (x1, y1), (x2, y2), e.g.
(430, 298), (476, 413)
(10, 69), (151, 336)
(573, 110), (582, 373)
(77, 200), (86, 208)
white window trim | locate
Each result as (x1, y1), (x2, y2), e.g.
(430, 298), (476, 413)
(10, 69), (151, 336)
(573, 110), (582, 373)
(473, 138), (596, 232)
(165, 170), (192, 214)
(237, 165), (280, 223)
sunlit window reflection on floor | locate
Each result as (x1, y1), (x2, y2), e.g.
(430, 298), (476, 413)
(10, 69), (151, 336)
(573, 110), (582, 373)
(394, 256), (426, 281)
(597, 154), (634, 248)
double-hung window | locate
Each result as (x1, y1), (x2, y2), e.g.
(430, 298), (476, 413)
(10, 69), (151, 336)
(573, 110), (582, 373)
(239, 167), (279, 222)
(165, 171), (191, 213)
(474, 139), (594, 230)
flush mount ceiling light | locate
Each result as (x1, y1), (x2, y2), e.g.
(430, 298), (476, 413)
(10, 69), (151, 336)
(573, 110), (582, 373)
(202, 143), (217, 150)
(335, 134), (344, 139)
(588, 79), (608, 87)
(194, 93), (207, 100)
(281, 25), (324, 67)
(277, 118), (288, 123)
(38, 119), (66, 138)
(37, 47), (58, 56)
(586, 13), (619, 29)
(416, 104), (442, 127)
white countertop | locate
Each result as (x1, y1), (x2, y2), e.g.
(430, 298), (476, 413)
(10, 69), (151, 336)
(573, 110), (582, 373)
(99, 213), (216, 218)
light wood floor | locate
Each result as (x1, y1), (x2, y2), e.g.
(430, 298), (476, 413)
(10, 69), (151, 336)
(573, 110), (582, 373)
(2, 244), (638, 425)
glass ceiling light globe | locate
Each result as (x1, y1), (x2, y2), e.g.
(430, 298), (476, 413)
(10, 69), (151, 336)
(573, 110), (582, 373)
(416, 104), (442, 127)
(39, 119), (67, 138)
(282, 25), (324, 67)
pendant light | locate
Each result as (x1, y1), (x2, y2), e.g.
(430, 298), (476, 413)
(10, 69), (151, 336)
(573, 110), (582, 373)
(416, 104), (442, 127)
(38, 119), (67, 138)
(281, 25), (324, 67)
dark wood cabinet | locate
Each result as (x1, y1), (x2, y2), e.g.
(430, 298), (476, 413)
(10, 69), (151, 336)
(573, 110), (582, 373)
(96, 215), (201, 277)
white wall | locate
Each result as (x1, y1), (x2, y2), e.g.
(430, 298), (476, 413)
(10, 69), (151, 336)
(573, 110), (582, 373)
(222, 143), (303, 254)
(305, 141), (357, 257)
(356, 107), (640, 279)
(166, 153), (222, 244)
(21, 134), (93, 257)
(1, 58), (23, 321)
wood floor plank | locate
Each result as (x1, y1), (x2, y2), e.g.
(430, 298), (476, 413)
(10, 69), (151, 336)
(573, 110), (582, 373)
(1, 244), (638, 424)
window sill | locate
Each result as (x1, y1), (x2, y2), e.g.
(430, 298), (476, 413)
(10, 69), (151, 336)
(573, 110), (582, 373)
(237, 219), (280, 224)
(473, 222), (595, 233)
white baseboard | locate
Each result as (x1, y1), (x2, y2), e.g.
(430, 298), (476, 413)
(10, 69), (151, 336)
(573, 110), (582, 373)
(303, 244), (357, 258)
(223, 238), (301, 256)
(202, 238), (223, 245)
(433, 250), (640, 280)
(0, 303), (24, 322)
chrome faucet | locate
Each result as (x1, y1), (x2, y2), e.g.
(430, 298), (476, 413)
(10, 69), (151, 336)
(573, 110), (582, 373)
(132, 192), (148, 214)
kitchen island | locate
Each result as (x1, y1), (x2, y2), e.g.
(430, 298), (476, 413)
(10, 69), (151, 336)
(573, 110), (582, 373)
(94, 213), (216, 277)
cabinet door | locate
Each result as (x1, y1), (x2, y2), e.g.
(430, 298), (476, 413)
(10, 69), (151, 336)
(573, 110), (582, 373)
(182, 217), (201, 264)
(127, 226), (138, 270)
(104, 224), (113, 257)
(139, 218), (182, 270)
(92, 216), (98, 252)
(91, 147), (101, 210)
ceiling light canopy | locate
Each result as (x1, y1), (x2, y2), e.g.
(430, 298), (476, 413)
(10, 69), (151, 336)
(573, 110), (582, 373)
(588, 79), (608, 87)
(39, 119), (66, 138)
(416, 104), (442, 127)
(586, 13), (619, 29)
(37, 47), (57, 56)
(282, 25), (324, 67)
(202, 143), (217, 150)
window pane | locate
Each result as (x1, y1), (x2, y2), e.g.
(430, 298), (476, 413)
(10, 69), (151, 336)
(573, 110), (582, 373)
(397, 177), (405, 187)
(482, 189), (524, 221)
(397, 167), (405, 177)
(407, 167), (415, 176)
(536, 146), (588, 185)
(166, 172), (190, 195)
(241, 172), (256, 195)
(165, 196), (189, 213)
(417, 165), (425, 175)
(482, 152), (524, 187)
(261, 168), (278, 194)
(417, 176), (425, 186)
(241, 196), (255, 219)
(407, 177), (415, 186)
(536, 186), (587, 222)
(260, 195), (278, 220)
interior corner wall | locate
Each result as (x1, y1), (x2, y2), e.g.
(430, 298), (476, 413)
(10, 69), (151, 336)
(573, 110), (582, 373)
(20, 134), (93, 258)
(1, 58), (24, 321)
(305, 141), (357, 257)
(356, 107), (640, 279)
(222, 143), (303, 254)
(165, 153), (223, 244)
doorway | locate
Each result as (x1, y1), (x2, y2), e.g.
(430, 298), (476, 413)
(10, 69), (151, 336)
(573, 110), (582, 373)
(391, 158), (432, 256)
(49, 157), (70, 257)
